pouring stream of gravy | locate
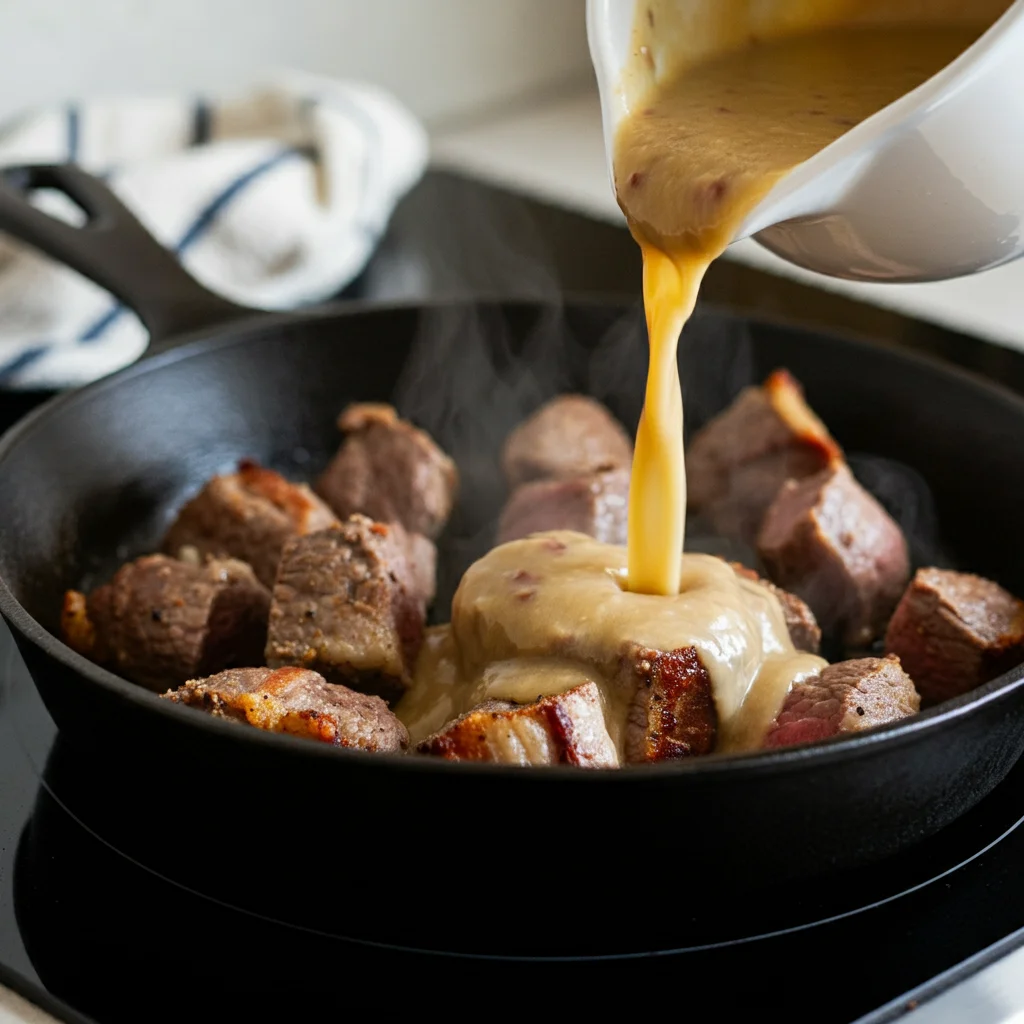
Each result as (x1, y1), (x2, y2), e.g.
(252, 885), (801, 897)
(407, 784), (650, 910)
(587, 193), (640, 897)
(617, 20), (987, 596)
(399, 5), (1003, 757)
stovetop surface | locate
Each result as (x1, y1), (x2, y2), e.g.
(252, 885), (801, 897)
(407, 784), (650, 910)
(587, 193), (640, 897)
(3, 170), (1024, 1022)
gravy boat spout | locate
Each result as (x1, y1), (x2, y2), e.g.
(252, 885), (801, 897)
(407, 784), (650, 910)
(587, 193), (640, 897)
(588, 0), (1024, 283)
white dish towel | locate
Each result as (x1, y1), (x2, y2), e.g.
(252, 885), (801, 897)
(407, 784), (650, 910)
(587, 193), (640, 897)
(0, 73), (428, 389)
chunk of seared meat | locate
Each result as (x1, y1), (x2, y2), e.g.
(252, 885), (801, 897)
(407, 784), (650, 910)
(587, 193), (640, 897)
(884, 569), (1024, 703)
(764, 656), (919, 748)
(501, 395), (633, 489)
(625, 646), (717, 763)
(393, 523), (438, 608)
(265, 517), (426, 702)
(316, 403), (458, 540)
(730, 563), (821, 655)
(61, 555), (270, 692)
(417, 682), (618, 766)
(687, 370), (841, 543)
(163, 666), (407, 751)
(497, 468), (630, 546)
(758, 463), (910, 647)
(163, 461), (339, 588)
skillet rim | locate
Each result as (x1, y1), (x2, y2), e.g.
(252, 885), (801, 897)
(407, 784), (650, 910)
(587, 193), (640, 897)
(1, 295), (1023, 780)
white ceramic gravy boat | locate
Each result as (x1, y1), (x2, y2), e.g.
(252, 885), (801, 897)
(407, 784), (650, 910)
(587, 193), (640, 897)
(588, 0), (1024, 282)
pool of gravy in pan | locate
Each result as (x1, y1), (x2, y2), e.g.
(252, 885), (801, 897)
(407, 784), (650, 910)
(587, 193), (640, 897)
(398, 1), (1007, 758)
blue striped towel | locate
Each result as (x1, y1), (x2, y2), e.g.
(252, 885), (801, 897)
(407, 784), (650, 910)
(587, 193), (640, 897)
(0, 73), (428, 388)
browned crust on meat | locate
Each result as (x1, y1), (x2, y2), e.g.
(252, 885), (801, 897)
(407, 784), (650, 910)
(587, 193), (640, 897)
(337, 403), (451, 473)
(763, 370), (842, 466)
(764, 655), (920, 748)
(625, 646), (717, 763)
(417, 682), (618, 767)
(317, 403), (458, 540)
(758, 463), (910, 647)
(884, 568), (1024, 703)
(75, 554), (271, 691)
(686, 369), (842, 543)
(543, 698), (588, 765)
(164, 462), (339, 587)
(417, 703), (513, 760)
(236, 459), (328, 531)
(163, 665), (408, 751)
(730, 562), (821, 654)
(265, 517), (426, 702)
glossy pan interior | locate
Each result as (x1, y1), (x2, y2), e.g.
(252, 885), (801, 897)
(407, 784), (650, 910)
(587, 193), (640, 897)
(0, 166), (1022, 954)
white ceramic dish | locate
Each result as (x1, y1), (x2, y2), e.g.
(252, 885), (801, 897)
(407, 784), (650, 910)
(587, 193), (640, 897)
(587, 0), (1024, 282)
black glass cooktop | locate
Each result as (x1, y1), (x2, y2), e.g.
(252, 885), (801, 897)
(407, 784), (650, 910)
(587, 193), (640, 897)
(4, 170), (1024, 1023)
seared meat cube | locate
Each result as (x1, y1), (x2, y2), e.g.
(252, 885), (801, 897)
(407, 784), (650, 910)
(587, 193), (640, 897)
(687, 370), (841, 543)
(265, 517), (426, 702)
(501, 395), (633, 488)
(625, 646), (717, 763)
(316, 403), (458, 540)
(758, 463), (910, 646)
(391, 521), (438, 608)
(61, 555), (270, 692)
(730, 563), (821, 654)
(884, 569), (1024, 703)
(496, 468), (630, 546)
(417, 682), (618, 767)
(164, 460), (338, 587)
(163, 666), (407, 751)
(769, 586), (822, 657)
(764, 656), (919, 749)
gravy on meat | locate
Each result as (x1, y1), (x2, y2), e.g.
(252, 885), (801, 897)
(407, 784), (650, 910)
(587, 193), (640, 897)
(399, 532), (826, 754)
(400, 2), (1009, 758)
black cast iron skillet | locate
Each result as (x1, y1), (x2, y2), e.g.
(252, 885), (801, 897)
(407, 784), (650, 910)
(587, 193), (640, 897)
(0, 165), (1023, 955)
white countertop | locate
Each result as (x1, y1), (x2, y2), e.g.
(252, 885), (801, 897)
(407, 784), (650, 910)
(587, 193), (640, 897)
(432, 88), (1024, 352)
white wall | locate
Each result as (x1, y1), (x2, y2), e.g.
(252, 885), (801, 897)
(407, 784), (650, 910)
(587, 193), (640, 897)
(0, 0), (591, 126)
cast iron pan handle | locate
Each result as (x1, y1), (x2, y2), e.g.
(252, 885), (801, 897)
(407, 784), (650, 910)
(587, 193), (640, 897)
(0, 164), (253, 350)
